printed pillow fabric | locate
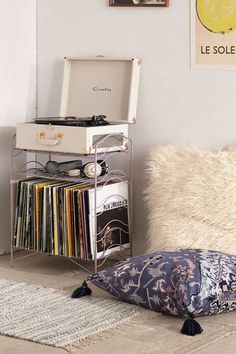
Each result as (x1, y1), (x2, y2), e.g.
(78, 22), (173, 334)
(91, 249), (236, 318)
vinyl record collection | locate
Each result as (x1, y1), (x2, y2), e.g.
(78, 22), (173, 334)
(13, 178), (130, 260)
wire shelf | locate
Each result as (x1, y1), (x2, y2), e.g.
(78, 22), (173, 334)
(12, 169), (129, 186)
(10, 133), (133, 273)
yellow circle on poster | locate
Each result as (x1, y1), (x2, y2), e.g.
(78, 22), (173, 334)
(197, 0), (236, 33)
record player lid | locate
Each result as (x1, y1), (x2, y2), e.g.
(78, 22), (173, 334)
(60, 57), (141, 124)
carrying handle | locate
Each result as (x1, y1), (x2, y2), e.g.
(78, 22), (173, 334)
(39, 138), (58, 146)
(38, 132), (63, 146)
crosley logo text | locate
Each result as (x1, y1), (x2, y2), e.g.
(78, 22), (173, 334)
(93, 87), (111, 92)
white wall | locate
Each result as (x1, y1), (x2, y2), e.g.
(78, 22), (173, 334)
(0, 0), (36, 126)
(0, 0), (36, 253)
(37, 0), (236, 255)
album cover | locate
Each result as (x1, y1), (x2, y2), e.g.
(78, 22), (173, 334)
(88, 181), (129, 259)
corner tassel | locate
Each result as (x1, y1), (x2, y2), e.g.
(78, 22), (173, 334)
(181, 318), (203, 336)
(71, 281), (92, 298)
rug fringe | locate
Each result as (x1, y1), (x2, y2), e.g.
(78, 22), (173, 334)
(65, 310), (146, 352)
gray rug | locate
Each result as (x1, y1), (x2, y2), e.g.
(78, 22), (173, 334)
(0, 279), (142, 349)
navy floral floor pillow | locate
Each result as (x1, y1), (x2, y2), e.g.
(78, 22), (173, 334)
(72, 249), (236, 336)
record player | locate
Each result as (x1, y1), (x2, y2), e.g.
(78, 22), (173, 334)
(16, 56), (141, 154)
(34, 115), (110, 127)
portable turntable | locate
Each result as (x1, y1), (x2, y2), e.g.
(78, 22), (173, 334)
(34, 115), (109, 127)
(16, 57), (141, 154)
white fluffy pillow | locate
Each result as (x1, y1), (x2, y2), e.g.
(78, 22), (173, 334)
(144, 145), (236, 255)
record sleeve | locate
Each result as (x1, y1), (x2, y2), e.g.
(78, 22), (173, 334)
(88, 181), (129, 259)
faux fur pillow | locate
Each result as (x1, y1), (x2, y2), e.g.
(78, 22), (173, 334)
(144, 145), (236, 255)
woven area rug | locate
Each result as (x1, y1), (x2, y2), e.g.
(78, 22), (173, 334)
(0, 279), (143, 350)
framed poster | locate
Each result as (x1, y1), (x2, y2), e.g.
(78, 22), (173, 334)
(109, 0), (169, 7)
(191, 0), (236, 69)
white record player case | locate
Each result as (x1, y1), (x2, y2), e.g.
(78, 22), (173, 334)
(16, 57), (141, 154)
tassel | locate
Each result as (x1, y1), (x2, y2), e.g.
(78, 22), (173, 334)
(71, 281), (92, 298)
(181, 318), (203, 336)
